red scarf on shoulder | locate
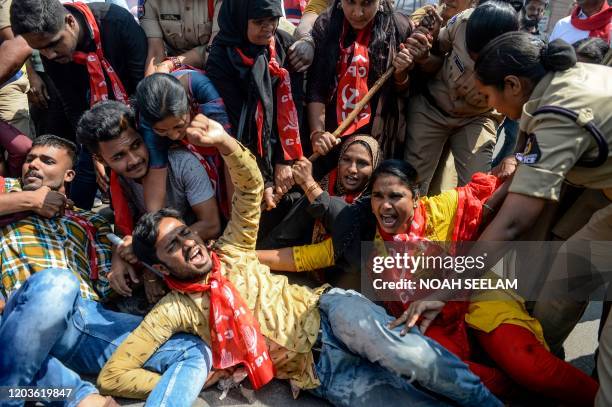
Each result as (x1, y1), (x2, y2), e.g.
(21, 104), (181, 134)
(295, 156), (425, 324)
(235, 39), (303, 161)
(67, 2), (129, 106)
(336, 21), (372, 136)
(164, 252), (275, 390)
(571, 3), (612, 42)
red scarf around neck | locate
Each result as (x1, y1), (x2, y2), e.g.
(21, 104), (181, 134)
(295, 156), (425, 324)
(164, 252), (275, 390)
(67, 2), (129, 107)
(235, 39), (303, 161)
(326, 168), (359, 204)
(377, 201), (428, 243)
(571, 2), (612, 42)
(336, 21), (373, 136)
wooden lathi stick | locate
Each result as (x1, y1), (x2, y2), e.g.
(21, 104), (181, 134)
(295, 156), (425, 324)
(308, 65), (396, 161)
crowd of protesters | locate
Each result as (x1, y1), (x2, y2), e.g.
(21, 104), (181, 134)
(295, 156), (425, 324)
(0, 0), (611, 406)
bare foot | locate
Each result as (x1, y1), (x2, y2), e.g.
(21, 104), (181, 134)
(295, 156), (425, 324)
(77, 394), (119, 407)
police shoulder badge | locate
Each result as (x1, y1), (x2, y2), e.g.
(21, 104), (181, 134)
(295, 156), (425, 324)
(516, 133), (541, 165)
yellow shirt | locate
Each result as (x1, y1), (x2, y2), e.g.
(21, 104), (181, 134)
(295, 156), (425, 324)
(98, 145), (325, 399)
(303, 0), (330, 15)
(292, 188), (546, 346)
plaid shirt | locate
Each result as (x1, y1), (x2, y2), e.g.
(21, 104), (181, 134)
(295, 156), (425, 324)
(1, 178), (113, 301)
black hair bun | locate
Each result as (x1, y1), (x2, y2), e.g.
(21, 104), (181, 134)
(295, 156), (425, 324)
(541, 39), (577, 71)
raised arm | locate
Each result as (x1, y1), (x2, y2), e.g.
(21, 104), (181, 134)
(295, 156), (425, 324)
(184, 115), (262, 251)
(0, 36), (31, 84)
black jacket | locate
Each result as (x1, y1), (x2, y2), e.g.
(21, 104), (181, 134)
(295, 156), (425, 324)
(43, 3), (147, 129)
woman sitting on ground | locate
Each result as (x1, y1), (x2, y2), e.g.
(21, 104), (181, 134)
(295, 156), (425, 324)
(258, 160), (599, 406)
(259, 134), (381, 251)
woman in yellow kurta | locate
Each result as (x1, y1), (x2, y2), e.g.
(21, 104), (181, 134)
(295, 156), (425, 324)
(258, 159), (598, 405)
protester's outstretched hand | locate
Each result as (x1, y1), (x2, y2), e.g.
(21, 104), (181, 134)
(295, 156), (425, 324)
(393, 43), (415, 73)
(491, 155), (518, 181)
(185, 114), (228, 147)
(288, 38), (315, 73)
(94, 161), (109, 192)
(388, 300), (446, 335)
(263, 186), (276, 211)
(292, 157), (315, 187)
(27, 70), (49, 109)
(312, 131), (340, 156)
(116, 235), (138, 265)
(31, 186), (72, 218)
(405, 32), (433, 64)
(108, 254), (139, 297)
(274, 163), (295, 197)
(143, 269), (167, 304)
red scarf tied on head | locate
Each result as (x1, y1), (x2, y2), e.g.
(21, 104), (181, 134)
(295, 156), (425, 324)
(571, 2), (612, 42)
(336, 21), (373, 136)
(235, 39), (303, 161)
(164, 251), (275, 390)
(67, 2), (129, 106)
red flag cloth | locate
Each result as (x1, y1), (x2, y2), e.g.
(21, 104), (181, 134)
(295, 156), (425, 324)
(164, 252), (275, 390)
(235, 40), (303, 161)
(67, 2), (129, 106)
(109, 171), (134, 236)
(452, 172), (501, 242)
(336, 21), (372, 136)
(570, 3), (612, 42)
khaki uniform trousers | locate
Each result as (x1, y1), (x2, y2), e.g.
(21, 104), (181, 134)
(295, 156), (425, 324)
(0, 73), (34, 139)
(532, 202), (612, 357)
(404, 94), (497, 194)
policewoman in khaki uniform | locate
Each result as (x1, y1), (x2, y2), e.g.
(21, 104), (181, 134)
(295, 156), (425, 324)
(473, 32), (612, 406)
(140, 0), (222, 75)
(404, 2), (517, 194)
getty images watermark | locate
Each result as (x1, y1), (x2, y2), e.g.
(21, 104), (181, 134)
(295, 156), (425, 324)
(360, 240), (612, 303)
(371, 251), (517, 291)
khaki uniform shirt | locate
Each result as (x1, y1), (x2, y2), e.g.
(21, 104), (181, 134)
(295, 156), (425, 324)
(0, 0), (11, 30)
(510, 63), (612, 201)
(427, 9), (490, 117)
(140, 0), (222, 56)
(0, 0), (28, 88)
(98, 145), (325, 400)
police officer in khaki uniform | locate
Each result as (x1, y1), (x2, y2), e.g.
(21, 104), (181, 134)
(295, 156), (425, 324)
(140, 0), (222, 76)
(472, 32), (612, 406)
(404, 3), (517, 194)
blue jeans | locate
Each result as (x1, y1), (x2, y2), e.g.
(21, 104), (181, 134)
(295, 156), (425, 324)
(312, 289), (502, 407)
(0, 268), (211, 407)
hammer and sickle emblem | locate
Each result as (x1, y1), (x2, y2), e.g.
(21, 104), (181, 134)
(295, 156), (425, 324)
(341, 85), (359, 110)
